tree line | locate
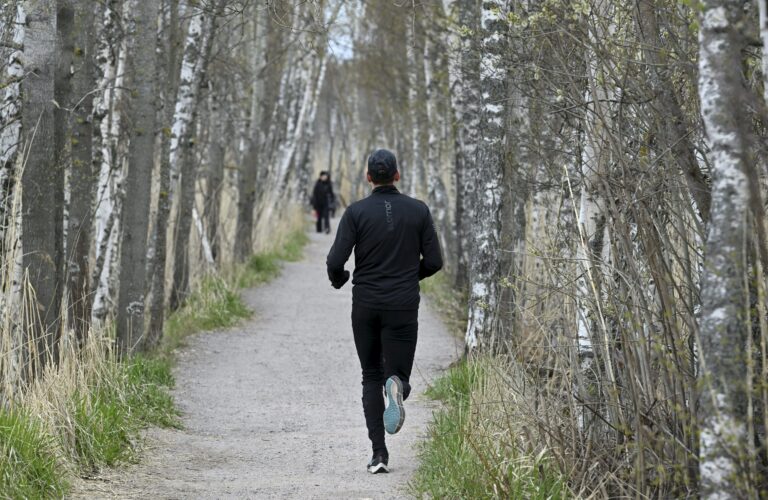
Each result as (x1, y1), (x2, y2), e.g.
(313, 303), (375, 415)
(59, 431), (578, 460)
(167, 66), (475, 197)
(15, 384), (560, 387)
(0, 1), (331, 383)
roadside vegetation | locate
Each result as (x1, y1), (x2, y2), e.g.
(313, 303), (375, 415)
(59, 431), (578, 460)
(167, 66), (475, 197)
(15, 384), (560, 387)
(414, 280), (569, 499)
(0, 221), (309, 499)
(411, 357), (569, 499)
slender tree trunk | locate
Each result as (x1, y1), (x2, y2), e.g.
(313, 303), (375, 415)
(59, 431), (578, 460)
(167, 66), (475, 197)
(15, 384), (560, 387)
(58, 0), (96, 340)
(114, 0), (160, 354)
(464, 0), (506, 351)
(21, 0), (64, 369)
(697, 1), (752, 496)
(169, 0), (222, 309)
(423, 27), (450, 259)
(443, 0), (480, 289)
(235, 5), (266, 263)
(760, 0), (768, 106)
(204, 84), (224, 263)
(146, 0), (181, 348)
(405, 16), (422, 197)
(499, 3), (530, 343)
(91, 0), (124, 321)
(0, 4), (24, 257)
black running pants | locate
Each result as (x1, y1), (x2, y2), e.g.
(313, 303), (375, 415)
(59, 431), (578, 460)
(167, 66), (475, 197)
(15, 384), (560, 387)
(351, 304), (418, 455)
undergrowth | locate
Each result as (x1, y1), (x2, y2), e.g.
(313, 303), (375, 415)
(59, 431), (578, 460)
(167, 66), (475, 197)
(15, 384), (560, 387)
(0, 224), (309, 498)
(411, 359), (569, 499)
(0, 409), (67, 499)
(0, 353), (178, 499)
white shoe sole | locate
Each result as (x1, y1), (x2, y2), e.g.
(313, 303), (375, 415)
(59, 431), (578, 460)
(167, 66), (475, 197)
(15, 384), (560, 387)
(367, 462), (389, 474)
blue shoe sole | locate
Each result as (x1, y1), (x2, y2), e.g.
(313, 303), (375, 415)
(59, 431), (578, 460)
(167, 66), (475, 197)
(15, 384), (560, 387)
(384, 376), (405, 434)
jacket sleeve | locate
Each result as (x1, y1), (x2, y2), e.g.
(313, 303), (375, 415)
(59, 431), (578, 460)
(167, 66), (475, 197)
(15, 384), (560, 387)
(419, 207), (443, 280)
(326, 209), (356, 285)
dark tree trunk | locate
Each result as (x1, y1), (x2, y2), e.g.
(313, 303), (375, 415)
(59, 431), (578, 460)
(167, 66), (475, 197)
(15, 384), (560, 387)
(146, 0), (181, 348)
(58, 0), (96, 341)
(115, 0), (161, 354)
(22, 0), (64, 370)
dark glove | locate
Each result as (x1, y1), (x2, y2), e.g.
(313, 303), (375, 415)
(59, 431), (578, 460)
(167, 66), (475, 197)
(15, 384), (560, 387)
(331, 270), (350, 289)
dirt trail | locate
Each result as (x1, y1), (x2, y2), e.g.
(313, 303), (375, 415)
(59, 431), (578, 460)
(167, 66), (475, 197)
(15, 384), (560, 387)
(75, 223), (460, 499)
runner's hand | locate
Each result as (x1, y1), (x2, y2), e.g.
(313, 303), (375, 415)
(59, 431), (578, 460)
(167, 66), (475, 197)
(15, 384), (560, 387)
(331, 271), (350, 289)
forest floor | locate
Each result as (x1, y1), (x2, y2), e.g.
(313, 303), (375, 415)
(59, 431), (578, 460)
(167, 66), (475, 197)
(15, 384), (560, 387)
(73, 219), (460, 499)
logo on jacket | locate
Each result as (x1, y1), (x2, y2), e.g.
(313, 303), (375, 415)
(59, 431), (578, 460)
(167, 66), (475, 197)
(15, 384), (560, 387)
(384, 200), (394, 231)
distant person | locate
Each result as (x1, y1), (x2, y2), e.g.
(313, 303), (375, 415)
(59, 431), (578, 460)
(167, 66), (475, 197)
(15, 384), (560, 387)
(311, 171), (335, 234)
(326, 149), (443, 474)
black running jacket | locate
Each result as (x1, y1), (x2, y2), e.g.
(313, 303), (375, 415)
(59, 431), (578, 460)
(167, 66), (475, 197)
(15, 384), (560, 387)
(326, 185), (443, 310)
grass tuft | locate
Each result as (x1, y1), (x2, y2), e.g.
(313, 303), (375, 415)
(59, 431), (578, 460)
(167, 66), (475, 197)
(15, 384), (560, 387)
(236, 229), (309, 288)
(277, 229), (309, 262)
(0, 409), (68, 499)
(124, 355), (180, 429)
(72, 355), (179, 471)
(164, 276), (251, 351)
(72, 387), (133, 469)
(238, 254), (282, 288)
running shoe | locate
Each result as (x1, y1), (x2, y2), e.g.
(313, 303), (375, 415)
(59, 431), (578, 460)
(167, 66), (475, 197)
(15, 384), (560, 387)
(383, 375), (405, 434)
(367, 453), (389, 474)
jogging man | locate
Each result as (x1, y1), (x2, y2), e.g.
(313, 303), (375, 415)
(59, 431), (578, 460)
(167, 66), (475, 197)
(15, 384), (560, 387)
(326, 148), (443, 474)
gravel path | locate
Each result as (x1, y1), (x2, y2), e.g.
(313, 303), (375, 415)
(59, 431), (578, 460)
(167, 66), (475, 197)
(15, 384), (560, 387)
(75, 224), (460, 499)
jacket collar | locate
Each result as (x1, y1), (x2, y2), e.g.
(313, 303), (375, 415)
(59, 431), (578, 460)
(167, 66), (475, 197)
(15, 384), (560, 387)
(372, 185), (399, 195)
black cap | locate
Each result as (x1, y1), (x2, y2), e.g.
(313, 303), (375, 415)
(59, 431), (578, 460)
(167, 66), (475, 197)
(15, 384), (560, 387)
(367, 149), (398, 182)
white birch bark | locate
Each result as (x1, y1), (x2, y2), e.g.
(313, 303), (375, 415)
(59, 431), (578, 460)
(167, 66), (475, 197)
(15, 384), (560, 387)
(192, 206), (213, 265)
(697, 1), (751, 496)
(169, 9), (205, 184)
(0, 2), (25, 388)
(405, 18), (422, 197)
(442, 0), (481, 287)
(169, 0), (223, 309)
(0, 4), (24, 178)
(91, 0), (125, 321)
(465, 0), (506, 350)
(423, 28), (450, 254)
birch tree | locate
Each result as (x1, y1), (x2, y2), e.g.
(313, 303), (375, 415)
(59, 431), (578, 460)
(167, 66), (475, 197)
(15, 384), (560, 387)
(405, 15), (423, 198)
(464, 0), (506, 350)
(697, 0), (752, 495)
(442, 0), (481, 287)
(0, 3), (24, 255)
(91, 0), (125, 321)
(423, 20), (449, 255)
(146, 0), (182, 347)
(169, 0), (224, 310)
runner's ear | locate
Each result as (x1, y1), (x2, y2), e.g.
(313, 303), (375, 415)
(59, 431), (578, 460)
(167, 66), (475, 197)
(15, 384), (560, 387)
(367, 172), (373, 184)
(394, 171), (401, 182)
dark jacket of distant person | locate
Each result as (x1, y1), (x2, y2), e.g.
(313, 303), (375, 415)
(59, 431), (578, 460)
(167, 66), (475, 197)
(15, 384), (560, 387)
(311, 174), (335, 211)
